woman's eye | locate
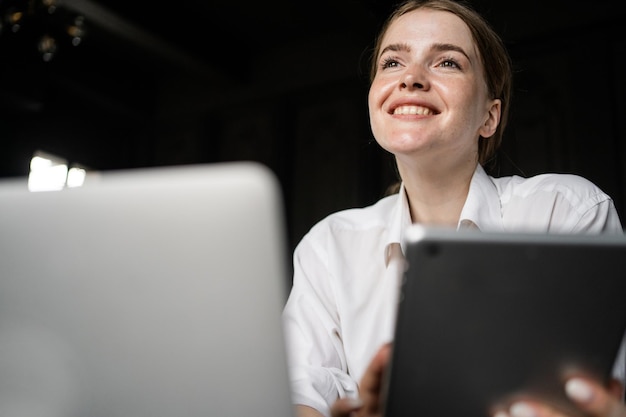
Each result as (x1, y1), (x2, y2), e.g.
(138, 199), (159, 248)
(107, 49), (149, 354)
(381, 57), (400, 70)
(439, 59), (461, 69)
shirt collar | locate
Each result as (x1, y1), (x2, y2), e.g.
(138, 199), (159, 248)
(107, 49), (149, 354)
(382, 164), (504, 265)
(383, 183), (412, 266)
(457, 164), (504, 232)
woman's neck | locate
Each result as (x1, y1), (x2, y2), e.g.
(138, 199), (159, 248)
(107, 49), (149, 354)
(397, 157), (478, 227)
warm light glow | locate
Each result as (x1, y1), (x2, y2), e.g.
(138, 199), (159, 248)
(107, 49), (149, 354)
(28, 152), (67, 191)
(28, 163), (68, 192)
(38, 34), (57, 62)
(28, 152), (89, 191)
(66, 167), (86, 188)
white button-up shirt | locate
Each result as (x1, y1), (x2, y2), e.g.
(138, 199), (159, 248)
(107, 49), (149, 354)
(282, 164), (624, 416)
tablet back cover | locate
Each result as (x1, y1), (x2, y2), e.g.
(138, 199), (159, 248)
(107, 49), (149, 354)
(384, 226), (626, 417)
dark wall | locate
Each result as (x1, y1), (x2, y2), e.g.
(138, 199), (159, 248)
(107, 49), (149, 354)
(1, 0), (625, 252)
(498, 20), (626, 221)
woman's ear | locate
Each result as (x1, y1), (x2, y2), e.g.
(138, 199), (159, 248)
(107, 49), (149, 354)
(479, 99), (501, 138)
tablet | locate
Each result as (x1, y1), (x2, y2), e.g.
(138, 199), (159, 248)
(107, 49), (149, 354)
(383, 225), (626, 417)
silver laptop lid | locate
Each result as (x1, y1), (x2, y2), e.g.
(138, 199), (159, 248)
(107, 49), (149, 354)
(0, 162), (294, 417)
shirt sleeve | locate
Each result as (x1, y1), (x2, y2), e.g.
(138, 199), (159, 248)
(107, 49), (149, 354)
(557, 175), (623, 233)
(282, 229), (358, 416)
(522, 174), (623, 234)
(496, 173), (624, 234)
(569, 197), (623, 234)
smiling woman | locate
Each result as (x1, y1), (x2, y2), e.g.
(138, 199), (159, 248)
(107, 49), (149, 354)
(367, 0), (511, 171)
(366, 4), (504, 226)
(280, 1), (625, 417)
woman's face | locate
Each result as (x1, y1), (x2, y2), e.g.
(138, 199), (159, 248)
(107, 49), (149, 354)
(368, 8), (500, 169)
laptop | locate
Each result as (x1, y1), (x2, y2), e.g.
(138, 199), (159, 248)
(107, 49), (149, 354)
(384, 225), (626, 417)
(0, 162), (295, 417)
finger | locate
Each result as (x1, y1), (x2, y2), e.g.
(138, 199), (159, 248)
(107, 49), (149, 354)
(506, 379), (626, 417)
(359, 343), (392, 414)
(607, 378), (625, 401)
(564, 378), (626, 417)
(330, 397), (364, 417)
(508, 401), (564, 417)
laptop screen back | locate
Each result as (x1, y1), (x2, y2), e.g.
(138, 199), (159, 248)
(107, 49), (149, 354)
(0, 162), (294, 417)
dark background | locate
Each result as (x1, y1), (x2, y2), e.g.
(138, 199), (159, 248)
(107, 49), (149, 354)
(1, 0), (625, 250)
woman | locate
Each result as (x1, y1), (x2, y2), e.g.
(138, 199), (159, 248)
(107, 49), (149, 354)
(282, 1), (625, 417)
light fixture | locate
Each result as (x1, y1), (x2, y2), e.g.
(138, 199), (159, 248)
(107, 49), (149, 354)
(0, 0), (87, 61)
(66, 15), (84, 46)
(41, 0), (57, 14)
(66, 166), (87, 188)
(28, 151), (69, 192)
(4, 8), (24, 33)
(38, 34), (57, 61)
(28, 151), (89, 191)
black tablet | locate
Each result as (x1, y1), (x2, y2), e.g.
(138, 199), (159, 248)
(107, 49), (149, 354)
(383, 226), (626, 417)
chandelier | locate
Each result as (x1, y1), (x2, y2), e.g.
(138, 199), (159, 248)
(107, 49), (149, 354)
(1, 0), (86, 61)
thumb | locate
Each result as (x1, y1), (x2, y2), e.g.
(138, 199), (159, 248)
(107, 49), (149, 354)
(565, 378), (626, 417)
(330, 397), (364, 417)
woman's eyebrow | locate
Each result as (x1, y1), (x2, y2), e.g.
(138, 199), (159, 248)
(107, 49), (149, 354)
(379, 42), (471, 62)
(431, 43), (471, 61)
(379, 42), (411, 57)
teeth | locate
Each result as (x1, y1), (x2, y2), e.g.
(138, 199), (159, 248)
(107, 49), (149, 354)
(393, 105), (432, 115)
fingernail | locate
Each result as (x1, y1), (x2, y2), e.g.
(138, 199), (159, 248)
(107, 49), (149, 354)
(565, 378), (594, 403)
(510, 402), (537, 417)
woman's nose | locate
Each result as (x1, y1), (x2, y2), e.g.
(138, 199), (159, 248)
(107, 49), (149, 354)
(400, 68), (428, 90)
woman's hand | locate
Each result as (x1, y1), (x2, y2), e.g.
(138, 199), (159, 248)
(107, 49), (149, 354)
(330, 343), (625, 417)
(497, 377), (625, 417)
